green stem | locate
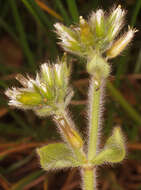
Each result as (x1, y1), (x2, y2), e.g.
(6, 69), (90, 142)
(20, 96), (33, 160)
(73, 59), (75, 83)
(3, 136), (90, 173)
(83, 78), (103, 190)
(82, 168), (95, 190)
(88, 78), (103, 160)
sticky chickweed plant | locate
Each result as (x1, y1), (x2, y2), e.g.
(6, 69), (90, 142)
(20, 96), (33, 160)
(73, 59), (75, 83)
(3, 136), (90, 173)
(5, 5), (136, 190)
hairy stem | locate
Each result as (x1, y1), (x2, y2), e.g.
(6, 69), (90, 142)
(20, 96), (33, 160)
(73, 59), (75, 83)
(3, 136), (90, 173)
(88, 78), (104, 160)
(82, 168), (96, 190)
(83, 78), (104, 190)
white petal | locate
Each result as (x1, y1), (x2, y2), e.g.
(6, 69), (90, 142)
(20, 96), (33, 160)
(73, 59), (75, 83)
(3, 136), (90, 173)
(95, 9), (104, 26)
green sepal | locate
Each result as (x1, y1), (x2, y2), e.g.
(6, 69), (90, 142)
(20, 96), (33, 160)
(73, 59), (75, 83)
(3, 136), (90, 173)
(34, 106), (55, 117)
(37, 143), (82, 170)
(91, 127), (126, 165)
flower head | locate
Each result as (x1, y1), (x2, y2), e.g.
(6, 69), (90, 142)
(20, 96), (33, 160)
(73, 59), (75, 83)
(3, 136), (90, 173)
(54, 5), (136, 80)
(54, 5), (135, 60)
(5, 55), (73, 116)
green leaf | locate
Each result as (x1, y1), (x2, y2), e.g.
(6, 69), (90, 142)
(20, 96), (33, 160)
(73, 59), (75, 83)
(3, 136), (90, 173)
(91, 127), (126, 165)
(37, 143), (81, 170)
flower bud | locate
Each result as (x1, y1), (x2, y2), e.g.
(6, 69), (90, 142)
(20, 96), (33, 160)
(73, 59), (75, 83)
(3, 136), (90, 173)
(55, 115), (83, 149)
(41, 64), (53, 86)
(54, 23), (83, 56)
(108, 5), (125, 40)
(95, 9), (104, 37)
(110, 5), (125, 23)
(54, 55), (69, 87)
(106, 28), (136, 59)
(54, 23), (76, 43)
(66, 127), (84, 149)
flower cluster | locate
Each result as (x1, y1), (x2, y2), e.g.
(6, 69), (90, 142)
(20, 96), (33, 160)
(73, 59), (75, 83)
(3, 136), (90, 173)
(54, 5), (136, 60)
(5, 55), (73, 116)
(54, 5), (136, 83)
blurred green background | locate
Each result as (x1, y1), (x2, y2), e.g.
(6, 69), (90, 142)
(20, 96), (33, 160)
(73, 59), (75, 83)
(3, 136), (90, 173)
(0, 0), (141, 189)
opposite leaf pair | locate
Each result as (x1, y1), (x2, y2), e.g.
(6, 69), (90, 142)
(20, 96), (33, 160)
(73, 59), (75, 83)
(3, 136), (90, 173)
(38, 127), (126, 171)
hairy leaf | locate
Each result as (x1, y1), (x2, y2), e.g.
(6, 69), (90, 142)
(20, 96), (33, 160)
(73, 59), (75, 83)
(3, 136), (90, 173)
(91, 127), (126, 165)
(37, 143), (81, 170)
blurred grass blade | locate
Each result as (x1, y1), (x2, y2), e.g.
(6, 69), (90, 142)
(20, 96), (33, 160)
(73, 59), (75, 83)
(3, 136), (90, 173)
(29, 0), (52, 28)
(0, 18), (18, 41)
(22, 0), (46, 29)
(22, 0), (57, 57)
(92, 0), (99, 9)
(0, 174), (11, 189)
(35, 0), (63, 21)
(130, 0), (141, 27)
(107, 81), (141, 125)
(0, 80), (8, 88)
(114, 51), (129, 87)
(66, 0), (79, 23)
(43, 176), (48, 190)
(0, 123), (23, 136)
(55, 0), (71, 25)
(108, 172), (124, 190)
(11, 170), (44, 190)
(9, 111), (28, 129)
(9, 0), (35, 69)
(1, 1), (10, 17)
(134, 49), (141, 73)
(6, 154), (34, 174)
